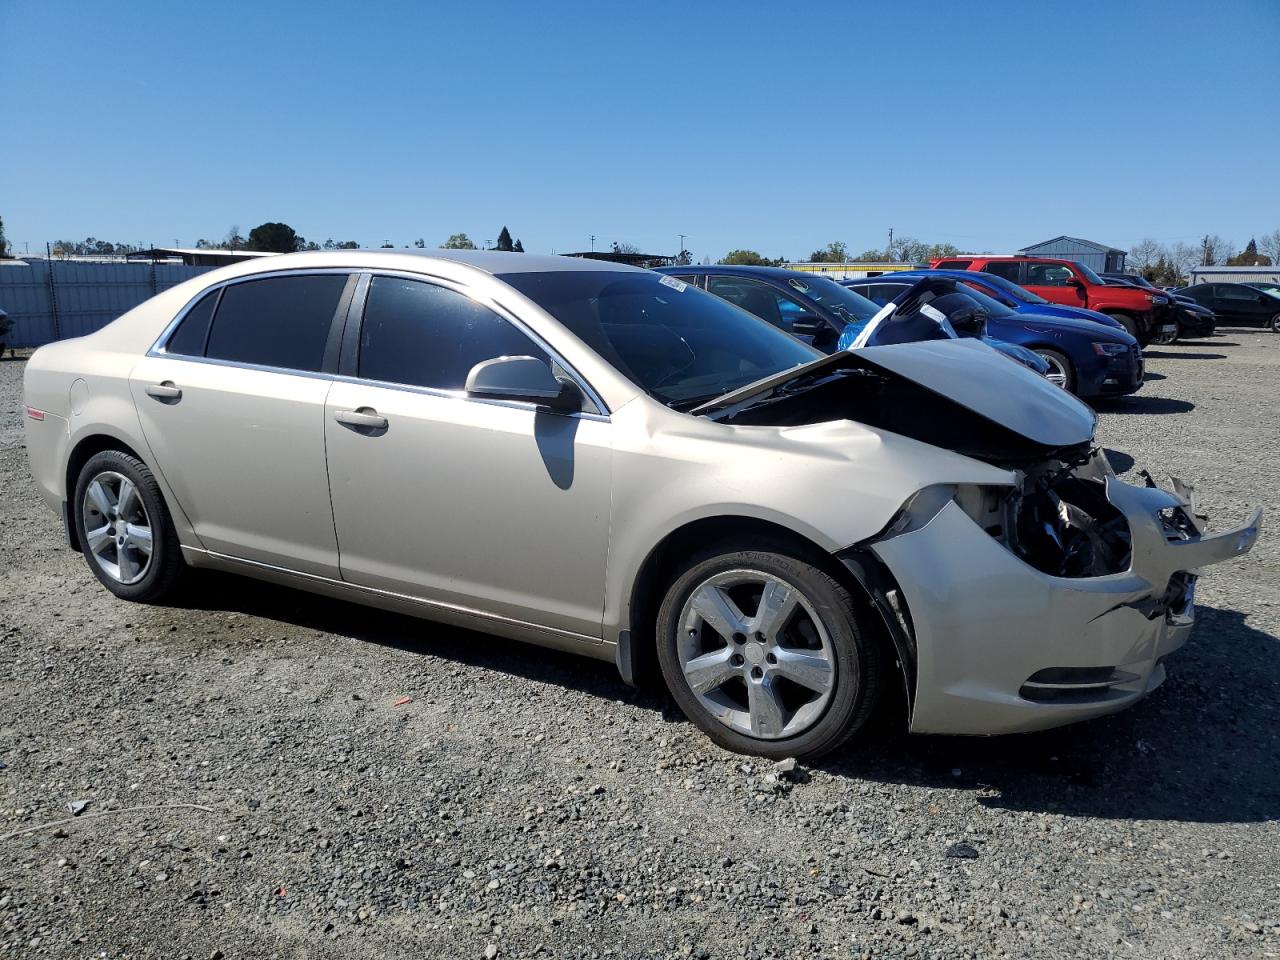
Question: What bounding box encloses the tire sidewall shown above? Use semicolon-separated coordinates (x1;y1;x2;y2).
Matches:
73;450;180;602
1107;312;1140;341
655;547;876;760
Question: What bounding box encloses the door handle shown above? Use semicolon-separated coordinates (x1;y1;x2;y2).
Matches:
334;407;388;430
145;381;182;401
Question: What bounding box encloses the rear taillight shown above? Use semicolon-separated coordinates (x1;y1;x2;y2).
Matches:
25;407;45;421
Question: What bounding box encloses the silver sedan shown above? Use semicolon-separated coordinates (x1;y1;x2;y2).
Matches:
22;251;1261;758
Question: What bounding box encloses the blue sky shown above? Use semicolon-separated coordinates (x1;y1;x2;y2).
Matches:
4;1;1278;261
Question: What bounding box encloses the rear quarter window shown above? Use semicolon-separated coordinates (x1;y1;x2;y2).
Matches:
933;260;971;270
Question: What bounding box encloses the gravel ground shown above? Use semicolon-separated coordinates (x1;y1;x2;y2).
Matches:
1;331;1278;960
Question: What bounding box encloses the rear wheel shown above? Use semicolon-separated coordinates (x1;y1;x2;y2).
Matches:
1106;312;1141;341
1033;347;1076;393
1271;313;1280;333
656;545;882;760
73;450;185;603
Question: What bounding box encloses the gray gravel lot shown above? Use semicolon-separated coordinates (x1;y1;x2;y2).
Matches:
1;332;1278;960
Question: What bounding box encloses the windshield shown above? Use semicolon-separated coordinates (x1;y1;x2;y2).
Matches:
1072;261;1107;285
974;271;1049;304
785;275;880;326
498;270;821;408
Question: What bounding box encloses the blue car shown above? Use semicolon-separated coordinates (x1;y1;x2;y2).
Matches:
882;268;1128;332
654;265;1051;375
843;275;1143;398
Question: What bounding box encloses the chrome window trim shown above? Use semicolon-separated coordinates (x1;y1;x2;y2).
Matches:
147;264;610;419
148;267;359;360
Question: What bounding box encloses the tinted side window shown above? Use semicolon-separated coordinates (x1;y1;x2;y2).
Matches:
933;259;972;270
981;261;1022;281
205;275;347;371
1218;284;1255;301
165;289;219;356
707;276;818;334
358;276;549;390
1024;263;1074;286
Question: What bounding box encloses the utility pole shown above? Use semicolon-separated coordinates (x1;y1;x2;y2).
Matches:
1201;234;1210;266
887;227;894;262
678;234;686;255
590;234;595;252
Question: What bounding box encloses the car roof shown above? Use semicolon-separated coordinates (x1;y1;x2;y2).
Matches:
656;264;832;282
220;249;649;277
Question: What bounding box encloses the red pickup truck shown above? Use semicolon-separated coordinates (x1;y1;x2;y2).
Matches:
930;255;1175;345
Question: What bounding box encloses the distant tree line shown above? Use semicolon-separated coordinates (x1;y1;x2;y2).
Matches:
1127;232;1278;286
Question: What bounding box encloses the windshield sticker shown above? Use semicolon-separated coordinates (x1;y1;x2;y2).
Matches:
787;278;810;294
659;275;688;293
920;303;948;324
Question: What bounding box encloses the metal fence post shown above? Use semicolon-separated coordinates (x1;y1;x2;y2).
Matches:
45;242;61;341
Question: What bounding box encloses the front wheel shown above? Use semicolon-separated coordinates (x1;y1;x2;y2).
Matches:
73;449;185;603
1106;312;1141;341
1033;347;1076;393
656;545;882;760
1152;323;1180;345
1271;313;1280;334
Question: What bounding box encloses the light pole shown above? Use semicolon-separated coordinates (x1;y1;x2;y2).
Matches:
590;234;595;252
678;234;687;258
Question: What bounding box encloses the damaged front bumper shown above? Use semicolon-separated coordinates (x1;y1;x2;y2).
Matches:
863;453;1262;736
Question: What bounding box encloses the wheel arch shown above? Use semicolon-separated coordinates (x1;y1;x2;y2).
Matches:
63;432;148;552
618;515;913;720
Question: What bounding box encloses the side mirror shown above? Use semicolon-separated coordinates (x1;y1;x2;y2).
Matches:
465;356;583;412
1065;276;1085;288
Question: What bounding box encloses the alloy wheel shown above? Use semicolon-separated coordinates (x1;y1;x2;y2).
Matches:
81;470;154;585
1038;353;1069;389
676;569;835;740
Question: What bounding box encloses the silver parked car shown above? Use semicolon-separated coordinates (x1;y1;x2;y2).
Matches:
23;251;1262;759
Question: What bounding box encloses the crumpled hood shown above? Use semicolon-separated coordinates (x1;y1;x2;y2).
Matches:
857;338;1097;448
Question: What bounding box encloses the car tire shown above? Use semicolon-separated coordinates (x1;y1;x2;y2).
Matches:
73;449;185;603
1033;348;1076;393
1105;312;1141;341
655;544;883;760
1152;323;1180;346
1271;313;1280;334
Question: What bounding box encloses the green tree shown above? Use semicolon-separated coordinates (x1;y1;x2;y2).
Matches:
224;225;246;250
612;241;641;255
441;232;477;249
414;238;426;248
0;215;9;258
513;238;525;253
675;248;693;266
1226;238;1273;267
718;249;772;266
808;241;848;263
496;226;514;252
247;222;300;253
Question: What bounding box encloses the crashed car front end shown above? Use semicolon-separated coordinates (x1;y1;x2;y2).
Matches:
864;450;1262;735
704;338;1262;737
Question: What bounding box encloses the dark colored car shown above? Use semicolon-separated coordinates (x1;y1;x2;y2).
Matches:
654;265;1050;374
844;273;1143;398
1175;283;1280;332
1101;273;1216;342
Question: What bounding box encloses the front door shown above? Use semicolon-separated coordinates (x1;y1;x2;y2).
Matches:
323;274;612;638
129;272;351;577
1022;262;1087;309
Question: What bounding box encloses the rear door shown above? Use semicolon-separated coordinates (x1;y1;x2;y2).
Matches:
323;272;612;638
130;271;353;576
